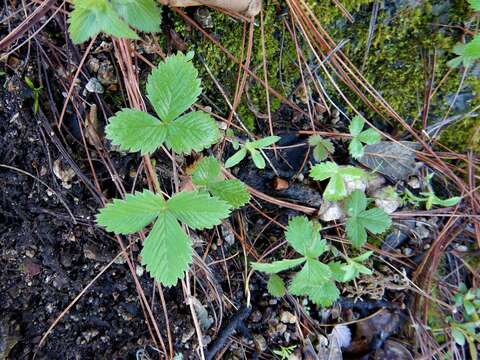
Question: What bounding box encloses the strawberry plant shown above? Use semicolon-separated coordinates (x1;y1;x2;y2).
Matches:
225;135;280;169
348;115;381;159
309;161;367;201
68;0;162;44
308;135;334;162
106;52;219;155
191;156;251;208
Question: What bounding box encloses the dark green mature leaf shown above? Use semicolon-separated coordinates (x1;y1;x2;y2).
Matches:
285;216;327;258
345;191;391;247
267;274;286;297
167;191;231;230
106;109;166;155
140;211;192;286
147;52;201;121
191;156;221;186
165;111;219;154
96;190;165;234
251;257;306;274
111;0;161;33
68;0;139;44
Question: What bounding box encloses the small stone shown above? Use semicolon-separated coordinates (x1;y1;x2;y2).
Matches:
319;201;345;222
276;323;287;335
408;177;421;189
280;311;297;324
181;326;195;343
253;334;267;352
85;78;104;94
135;265;144;277
403;248;413;256
82;329;99;342
250;310;262;323
97;61;116;86
25;249;35;258
194;8;213;28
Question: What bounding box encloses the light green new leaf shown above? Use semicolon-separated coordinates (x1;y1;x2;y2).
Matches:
349;116;365;137
191;156;221;186
348;116;380;159
309;135;334;162
106;109;166;155
96;190;165;234
468;0;480;11
252;257;306;274
285;216;327;259
348;139;364;159
68;0;139;44
165;111;219;154
448;35;480;68
248;135;281;149
267;274;286;297
250;148;266;169
309;161;339;181
208;179;251;208
147;52;201;121
111;0;161;33
225;148;247;168
357;128;381;144
140;211;192;286
345;190;392;247
167;191;231;230
451;327;466;346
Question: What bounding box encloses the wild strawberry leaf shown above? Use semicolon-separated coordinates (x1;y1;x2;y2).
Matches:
345;190;391;247
251;257;306;274
191;156;222;186
105;109;167;155
110;0;161;33
225;148;247;168
208;179;251;208
285;216;327;259
267;274;286;297
348;116;381;159
140;211;192;286
448;34;480;68
468;0;480;11
146;52;201;122
167;191;231;230
308;135;334;162
68;0;139;44
96;190;165;234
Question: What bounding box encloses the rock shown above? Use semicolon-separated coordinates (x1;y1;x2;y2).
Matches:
253;334;267;352
135;265;144;277
84;78;104;94
344;175;367;194
382;229;409;251
366;174;386;195
319;201;345;222
280;311;297;324
372;186;401;214
250;310;262;323
194;8;213;28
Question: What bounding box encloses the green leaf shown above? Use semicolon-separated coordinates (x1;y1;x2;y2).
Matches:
323;174;347;201
250;148;266;169
468;0;480;11
252;257;306;274
267;274;286;297
452;327;466;346
165;111;219;154
357;128;381;145
208;179;251;208
429;195;461;208
328;261;346;282
140;211;192;286
449;35;480;68
285;216;327;258
289;259;339;306
96;190;165;234
310;161;339;181
191;156;221;186
167;191;231;230
225;148;247;168
353;250;373;262
105;109;167;155
349;115;365;136
345;190;392;247
248;135;281;149
146;52;201;122
348;139;364;159
309;135;334;162
111;0;161;33
68;0;139;44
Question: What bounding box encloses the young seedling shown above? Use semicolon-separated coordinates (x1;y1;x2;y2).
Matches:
191;156;251;208
308;135;334;162
345;190;391;247
225;135;280;169
97;190;231;285
25;77;42;114
106;52;219;155
252;216;341;307
309;161;367;201
348;115;381;159
328;251;373;282
68;0;162;44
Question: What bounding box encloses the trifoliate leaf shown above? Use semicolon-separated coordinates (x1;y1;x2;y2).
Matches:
191;156;221;186
165;111;219;154
285;216;327;259
140;211;192;286
105;109;166;155
348;116;381;159
225;148;247;168
310;162;366;201
308;135;334;162
289;258;339;306
448;35;480;68
252;257;306;274
146;52;201;122
345;190;391;247
250;148;266;169
68;0;139;44
208;179;251;208
111;0;161;33
167;191;231;230
96;190;165;234
248;135;281;149
267;274;286;297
